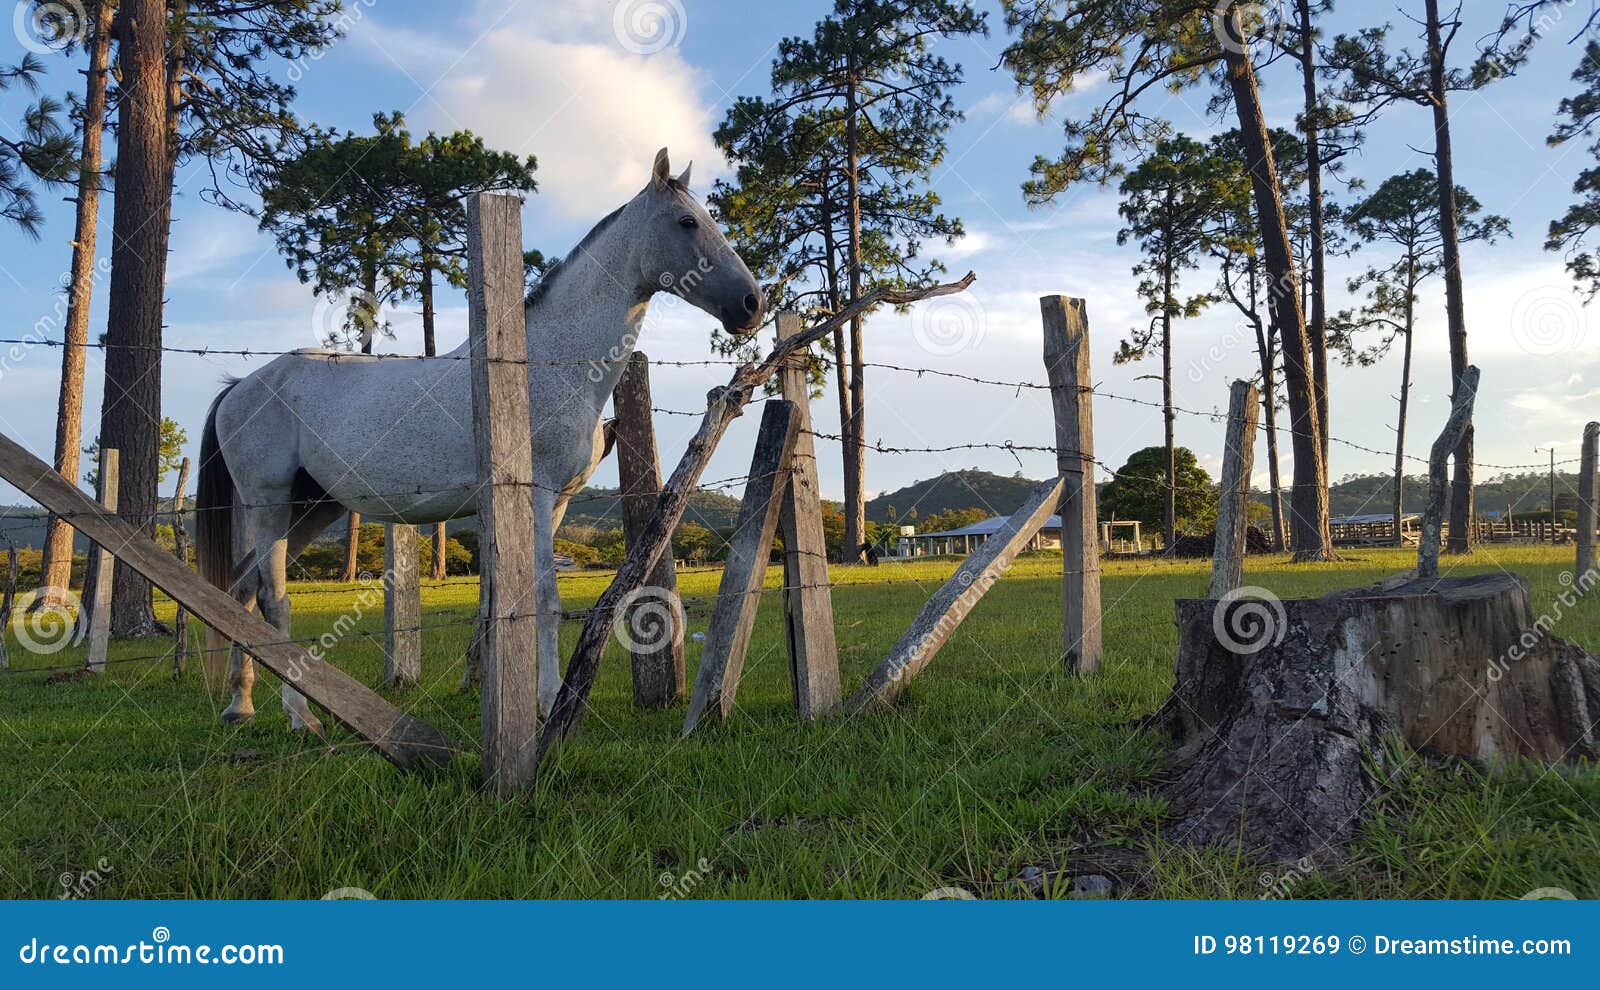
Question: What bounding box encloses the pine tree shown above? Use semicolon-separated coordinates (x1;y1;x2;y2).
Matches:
1326;1;1505;553
1330;169;1507;543
713;0;986;562
1003;0;1336;560
1113;135;1230;546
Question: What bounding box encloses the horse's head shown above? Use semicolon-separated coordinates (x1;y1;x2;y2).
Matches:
636;148;765;336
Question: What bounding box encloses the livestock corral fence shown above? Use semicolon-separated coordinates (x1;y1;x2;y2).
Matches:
0;192;1596;799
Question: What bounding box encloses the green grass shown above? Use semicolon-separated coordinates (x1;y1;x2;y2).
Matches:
1;545;1595;899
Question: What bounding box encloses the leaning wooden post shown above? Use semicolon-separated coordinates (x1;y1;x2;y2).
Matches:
1210;380;1260;599
683;399;800;735
84;447;117;672
612;351;685;707
774;312;842;719
383;524;422;687
169;456;191;679
848;476;1064;711
466;191;540;795
1578;421;1598;584
1418;366;1480;580
0;543;16;669
1041;296;1101;674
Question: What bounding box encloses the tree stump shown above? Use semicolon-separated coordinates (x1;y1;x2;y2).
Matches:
1164;572;1600;860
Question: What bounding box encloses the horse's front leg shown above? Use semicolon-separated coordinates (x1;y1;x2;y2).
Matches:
532;486;563;716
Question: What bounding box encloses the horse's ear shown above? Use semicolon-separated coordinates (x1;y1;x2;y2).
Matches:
676;161;692;188
651;148;671;190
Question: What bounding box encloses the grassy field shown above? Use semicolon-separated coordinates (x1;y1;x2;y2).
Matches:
1;545;1595;899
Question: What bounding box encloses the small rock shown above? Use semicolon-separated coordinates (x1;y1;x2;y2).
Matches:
227;748;261;764
1070;874;1113;898
691;632;706;644
1017;865;1046;898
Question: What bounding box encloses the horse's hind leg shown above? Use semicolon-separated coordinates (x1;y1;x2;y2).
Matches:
248;502;324;735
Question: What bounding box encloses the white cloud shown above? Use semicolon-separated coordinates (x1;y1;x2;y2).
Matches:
351;1;725;221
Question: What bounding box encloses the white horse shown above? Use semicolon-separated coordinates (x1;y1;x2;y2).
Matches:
196;149;764;731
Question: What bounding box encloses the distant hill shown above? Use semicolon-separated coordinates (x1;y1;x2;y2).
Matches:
867;469;1048;524
558;486;745;533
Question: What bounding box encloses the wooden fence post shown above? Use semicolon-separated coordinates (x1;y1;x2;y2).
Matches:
84;447;117;672
683;399;799;735
169;456;190;679
1041;296;1101;674
612;351;685;707
0;544;15;669
384;524;422;687
1579;421;1598;584
466;191;540;795
848;476;1065;711
1419;366;1480;580
774;312;841;719
0;432;452;768
1210;380;1260;599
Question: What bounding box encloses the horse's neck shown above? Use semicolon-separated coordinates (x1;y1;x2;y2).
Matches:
446;217;649;408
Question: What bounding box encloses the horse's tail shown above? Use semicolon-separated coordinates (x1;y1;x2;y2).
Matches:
196;380;241;683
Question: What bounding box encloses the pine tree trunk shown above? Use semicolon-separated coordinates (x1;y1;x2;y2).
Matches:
821;180;855;561
1298;0;1331;470
842;63;867;564
33;0;114;610
1222;24;1333;561
1394;280;1416;546
1426;0;1474;553
100;0;174;636
1162;255;1176;549
420;253;447;580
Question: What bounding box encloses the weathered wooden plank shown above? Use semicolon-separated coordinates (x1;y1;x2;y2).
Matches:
682;399;799;736
1041;296;1101;674
612;351;685;707
1580;421;1598;583
0;432;452;768
1418;365;1480;580
383;523;421;687
847;476;1065;711
84;447;117;673
466;191;541;795
536;274;977;760
169;456;190;679
775;312;842;720
1210;380;1260;599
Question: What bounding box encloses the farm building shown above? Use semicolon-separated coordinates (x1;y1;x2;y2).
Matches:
895;515;1063;557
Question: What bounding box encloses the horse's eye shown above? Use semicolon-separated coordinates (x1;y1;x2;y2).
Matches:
678;216;698;230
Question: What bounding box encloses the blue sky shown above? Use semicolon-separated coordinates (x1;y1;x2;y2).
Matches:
0;0;1595;511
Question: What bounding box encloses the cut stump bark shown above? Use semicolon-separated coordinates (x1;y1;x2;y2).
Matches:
1164;572;1600;860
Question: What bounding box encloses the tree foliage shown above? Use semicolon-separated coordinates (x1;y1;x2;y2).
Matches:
0;55;76;236
1332;169;1507;363
1100;446;1214;533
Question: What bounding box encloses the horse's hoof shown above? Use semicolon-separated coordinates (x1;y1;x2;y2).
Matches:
220;710;255;726
291;718;325;737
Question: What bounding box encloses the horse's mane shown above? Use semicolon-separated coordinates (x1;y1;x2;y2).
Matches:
524;179;689;309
